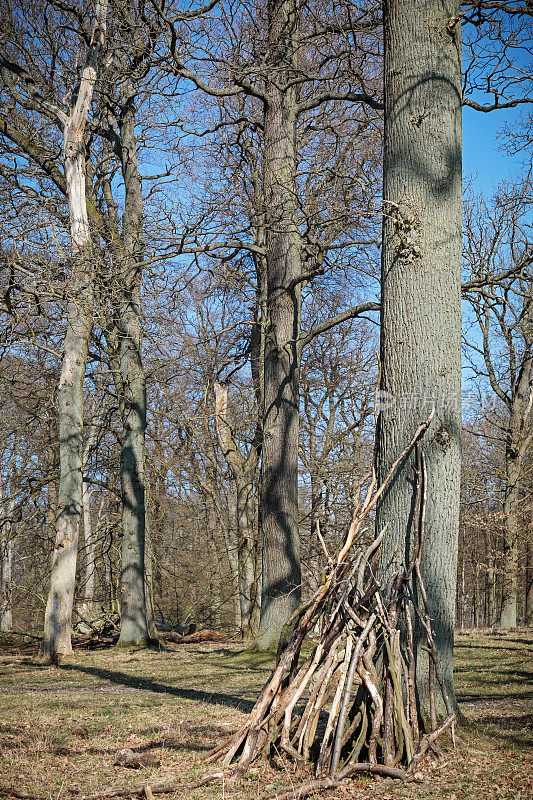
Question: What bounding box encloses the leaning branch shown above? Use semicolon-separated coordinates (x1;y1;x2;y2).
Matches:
463;97;533;113
300;301;380;348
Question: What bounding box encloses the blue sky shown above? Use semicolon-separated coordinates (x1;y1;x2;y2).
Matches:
463;104;527;194
461;103;529;405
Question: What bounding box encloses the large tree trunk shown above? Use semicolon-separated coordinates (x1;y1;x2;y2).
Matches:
42;2;107;660
255;0;302;651
115;82;151;647
255;0;301;651
376;0;462;716
43;248;93;659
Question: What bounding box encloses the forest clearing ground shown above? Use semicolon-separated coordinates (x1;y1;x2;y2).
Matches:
0;631;531;800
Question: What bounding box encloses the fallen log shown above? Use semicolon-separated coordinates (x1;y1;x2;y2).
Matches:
164;629;230;644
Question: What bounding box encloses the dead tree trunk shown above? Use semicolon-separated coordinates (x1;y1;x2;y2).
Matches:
43;0;108;660
376;0;462;715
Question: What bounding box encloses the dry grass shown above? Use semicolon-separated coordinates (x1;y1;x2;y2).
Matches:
0;630;531;800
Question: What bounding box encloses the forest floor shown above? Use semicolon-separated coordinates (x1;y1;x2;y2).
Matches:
0;629;531;800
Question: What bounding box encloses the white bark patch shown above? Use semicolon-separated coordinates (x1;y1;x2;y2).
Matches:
59;354;75;387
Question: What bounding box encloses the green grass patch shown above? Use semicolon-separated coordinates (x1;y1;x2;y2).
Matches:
0;632;531;799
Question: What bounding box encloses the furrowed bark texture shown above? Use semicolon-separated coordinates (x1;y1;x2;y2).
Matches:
43;1;107;660
116;81;150;647
256;0;302;650
376;0;462;715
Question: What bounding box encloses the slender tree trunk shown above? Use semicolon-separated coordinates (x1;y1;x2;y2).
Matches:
143;492;158;641
214;383;260;637
0;536;13;632
47;452;59;543
226;486;243;631
498;335;532;627
486;528;496;627
0;487;15;632
233;482;255;637
42;2;107;660
526;526;533;626
81;482;96;608
473;561;480;628
309;476;323;592
499;454;520;628
256;0;302;650
205;499;225;627
377;0;462;716
459;527;465;631
81;415;99;612
115;81;150;646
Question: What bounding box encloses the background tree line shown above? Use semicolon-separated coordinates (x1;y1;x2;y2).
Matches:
0;0;531;684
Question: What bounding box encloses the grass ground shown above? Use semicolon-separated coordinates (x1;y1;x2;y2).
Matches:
0;630;531;800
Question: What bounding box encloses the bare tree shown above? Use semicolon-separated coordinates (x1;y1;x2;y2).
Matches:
1;0;108;659
463;181;532;628
376;0;463;715
152;0;382;649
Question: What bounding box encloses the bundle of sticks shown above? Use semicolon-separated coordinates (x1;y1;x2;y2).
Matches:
208;411;455;794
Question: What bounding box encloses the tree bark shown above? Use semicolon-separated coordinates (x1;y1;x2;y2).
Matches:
501;308;532;627
214;383;259;638
0;536;13;632
485;527;496;627
115;80;151;647
80;413;99;613
255;0;302;650
42;0;107;660
526;526;533;626
499;456;520;628
143;492;158;641
0;485;15;632
377;0;462;716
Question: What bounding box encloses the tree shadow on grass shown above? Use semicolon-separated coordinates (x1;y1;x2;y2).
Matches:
455;638;533;649
460;716;533;749
59;663;256;713
82;738;218;756
457;690;533;702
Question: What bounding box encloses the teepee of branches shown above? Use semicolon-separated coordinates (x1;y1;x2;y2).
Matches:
208;411;456;797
